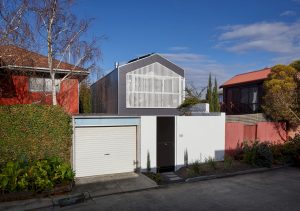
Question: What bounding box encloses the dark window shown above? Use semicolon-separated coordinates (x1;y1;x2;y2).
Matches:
225;84;262;114
240;86;258;113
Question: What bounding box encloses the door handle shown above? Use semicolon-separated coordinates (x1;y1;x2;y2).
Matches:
104;153;110;155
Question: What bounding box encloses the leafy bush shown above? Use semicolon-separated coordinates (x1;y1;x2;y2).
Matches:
0;105;72;164
223;155;233;169
0;161;29;193
187;160;202;177
271;134;300;165
205;157;217;170
233;142;244;161
0;157;74;194
242;141;273;167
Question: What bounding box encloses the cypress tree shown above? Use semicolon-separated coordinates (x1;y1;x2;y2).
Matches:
212;77;220;112
206;73;213;112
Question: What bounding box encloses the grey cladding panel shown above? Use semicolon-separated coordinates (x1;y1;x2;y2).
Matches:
91;69;118;114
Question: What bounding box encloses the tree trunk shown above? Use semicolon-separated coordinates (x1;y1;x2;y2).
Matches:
47;6;57;106
50;71;57;105
48;41;57;105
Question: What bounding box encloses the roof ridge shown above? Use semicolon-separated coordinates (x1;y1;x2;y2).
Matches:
233;67;271;77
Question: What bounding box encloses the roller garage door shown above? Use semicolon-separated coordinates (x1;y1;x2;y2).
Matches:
74;126;137;177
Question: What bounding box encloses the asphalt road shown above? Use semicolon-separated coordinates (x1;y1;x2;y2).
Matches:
59;167;300;211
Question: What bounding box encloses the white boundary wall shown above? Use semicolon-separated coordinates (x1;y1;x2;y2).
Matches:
140;114;225;172
175;114;225;170
140;116;157;172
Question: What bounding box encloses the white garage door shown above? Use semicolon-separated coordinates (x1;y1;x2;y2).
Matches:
74;126;137;177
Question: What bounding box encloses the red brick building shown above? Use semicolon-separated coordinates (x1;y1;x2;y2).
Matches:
0;45;88;114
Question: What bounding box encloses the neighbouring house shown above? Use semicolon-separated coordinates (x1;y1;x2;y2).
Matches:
91;53;185;115
220;67;271;115
0;45;88;114
220;67;290;154
218;89;223;104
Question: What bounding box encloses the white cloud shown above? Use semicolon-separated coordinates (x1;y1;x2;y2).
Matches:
217;21;300;54
280;10;296;16
161;52;230;90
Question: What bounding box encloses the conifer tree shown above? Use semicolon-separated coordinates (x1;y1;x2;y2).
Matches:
212;77;220;112
206;73;213;112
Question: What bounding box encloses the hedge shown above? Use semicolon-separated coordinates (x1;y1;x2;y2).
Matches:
0;105;72;164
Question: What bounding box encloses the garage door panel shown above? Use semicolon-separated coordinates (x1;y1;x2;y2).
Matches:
74;126;136;177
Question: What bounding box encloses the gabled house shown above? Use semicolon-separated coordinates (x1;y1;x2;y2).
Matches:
0;45;88;114
220;68;271;115
91;53;185;115
219;67;292;153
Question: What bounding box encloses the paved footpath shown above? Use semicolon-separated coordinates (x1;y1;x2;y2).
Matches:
56;167;300;211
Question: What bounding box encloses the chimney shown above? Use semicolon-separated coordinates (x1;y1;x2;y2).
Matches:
115;62;119;68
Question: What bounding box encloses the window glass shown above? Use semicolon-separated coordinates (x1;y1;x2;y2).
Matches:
240;88;248;104
29;78;60;92
249;87;258;104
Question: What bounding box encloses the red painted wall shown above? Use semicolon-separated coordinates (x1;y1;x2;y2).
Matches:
225;122;244;153
244;125;257;141
225;121;287;154
0;75;79;114
256;122;286;144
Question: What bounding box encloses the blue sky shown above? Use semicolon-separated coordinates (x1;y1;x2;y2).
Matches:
74;0;300;87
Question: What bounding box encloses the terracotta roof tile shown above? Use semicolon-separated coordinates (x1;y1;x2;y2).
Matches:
0;45;85;72
220;68;271;88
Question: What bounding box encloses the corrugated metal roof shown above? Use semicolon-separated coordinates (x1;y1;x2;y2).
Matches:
220;68;271;88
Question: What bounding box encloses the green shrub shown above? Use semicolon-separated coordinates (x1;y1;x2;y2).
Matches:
28;160;53;192
274;134;300;165
270;144;284;164
0;161;29;193
233;141;244;160
242;141;273;167
223;155;233;169
0;105;72;164
188;160;202;177
0;157;74;194
205;157;217;170
256;143;273;167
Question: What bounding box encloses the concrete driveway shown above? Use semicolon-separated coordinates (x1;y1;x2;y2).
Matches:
60;167;300;211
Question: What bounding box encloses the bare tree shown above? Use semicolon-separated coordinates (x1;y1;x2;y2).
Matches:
0;0;35;67
0;0;33;47
30;0;100;105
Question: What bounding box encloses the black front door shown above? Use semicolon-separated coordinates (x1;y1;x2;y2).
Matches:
157;116;175;172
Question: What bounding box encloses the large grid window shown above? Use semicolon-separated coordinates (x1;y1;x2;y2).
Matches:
126;62;184;108
29;77;60;92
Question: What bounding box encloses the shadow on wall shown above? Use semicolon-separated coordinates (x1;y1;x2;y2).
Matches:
0;71;16;98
